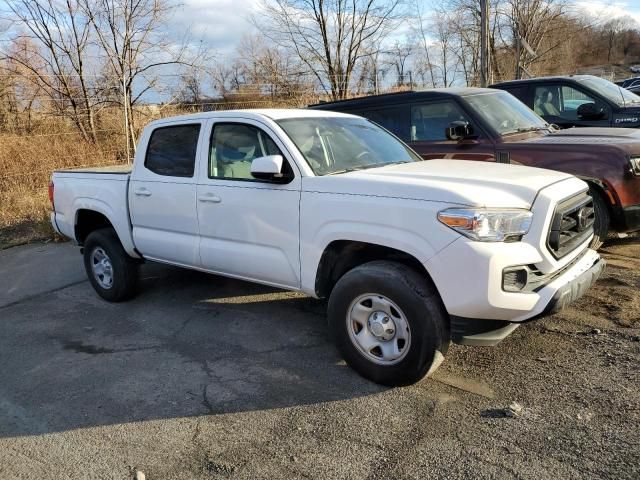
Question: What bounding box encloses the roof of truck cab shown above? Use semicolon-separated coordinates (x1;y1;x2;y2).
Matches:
307;87;498;110
491;75;596;87
146;108;359;127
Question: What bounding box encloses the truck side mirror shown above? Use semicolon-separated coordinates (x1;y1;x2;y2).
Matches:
577;102;605;120
446;121;474;141
251;155;289;182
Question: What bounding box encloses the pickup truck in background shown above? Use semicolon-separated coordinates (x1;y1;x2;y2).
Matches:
310;88;640;247
51;109;604;386
617;77;640;95
491;75;640;129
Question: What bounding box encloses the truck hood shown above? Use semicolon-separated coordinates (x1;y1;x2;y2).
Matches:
304;160;575;209
519;127;640;146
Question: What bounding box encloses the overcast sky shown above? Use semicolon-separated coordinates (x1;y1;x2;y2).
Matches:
172;0;261;58
172;0;640;59
575;0;640;25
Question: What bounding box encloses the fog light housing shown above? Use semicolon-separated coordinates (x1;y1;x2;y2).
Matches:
503;267;528;292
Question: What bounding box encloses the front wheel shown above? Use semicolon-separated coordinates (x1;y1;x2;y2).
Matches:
328;261;449;386
589;186;610;250
83;228;139;302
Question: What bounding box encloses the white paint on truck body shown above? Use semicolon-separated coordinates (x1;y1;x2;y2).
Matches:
51;108;599;327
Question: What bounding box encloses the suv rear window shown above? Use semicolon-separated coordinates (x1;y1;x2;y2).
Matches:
355;106;409;140
499;86;527;101
145;124;201;177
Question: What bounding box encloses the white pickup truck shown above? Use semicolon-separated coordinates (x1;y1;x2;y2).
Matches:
51;109;604;386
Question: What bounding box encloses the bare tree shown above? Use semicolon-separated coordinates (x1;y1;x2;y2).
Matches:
80;0;204;153
384;41;413;87
236;34;310;99
601;18;633;63
430;11;460;86
2;0;98;141
178;68;204;104
413;0;437;87
257;0;405;100
503;0;567;79
357;48;386;94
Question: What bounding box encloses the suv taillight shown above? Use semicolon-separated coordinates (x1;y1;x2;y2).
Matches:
48;181;54;208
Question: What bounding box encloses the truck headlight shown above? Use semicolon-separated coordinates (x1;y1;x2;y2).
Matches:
438;208;533;242
629;156;640;176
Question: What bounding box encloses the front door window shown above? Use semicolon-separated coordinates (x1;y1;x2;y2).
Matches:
533;85;604;122
410;101;474;141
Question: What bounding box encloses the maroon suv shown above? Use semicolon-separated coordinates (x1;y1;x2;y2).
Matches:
310;88;640;246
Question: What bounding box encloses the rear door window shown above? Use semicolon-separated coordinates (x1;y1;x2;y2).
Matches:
355;106;410;141
500;86;528;102
145;124;201;177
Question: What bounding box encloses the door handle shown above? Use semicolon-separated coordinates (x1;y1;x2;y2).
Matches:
198;194;222;204
133;188;152;197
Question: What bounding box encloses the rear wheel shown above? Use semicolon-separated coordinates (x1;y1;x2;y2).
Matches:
328;261;449;386
83;228;139;302
589;186;610;250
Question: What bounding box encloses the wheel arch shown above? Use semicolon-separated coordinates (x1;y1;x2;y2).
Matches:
75;209;113;243
579;177;617;208
580;178;616;227
72;199;139;258
314;240;438;299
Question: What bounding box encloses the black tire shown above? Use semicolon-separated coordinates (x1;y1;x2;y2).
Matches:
83;228;139;302
589;186;610;250
328;261;449;387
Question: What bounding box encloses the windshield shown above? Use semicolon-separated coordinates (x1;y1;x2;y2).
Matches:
277;116;421;176
463;91;549;136
579;76;640;106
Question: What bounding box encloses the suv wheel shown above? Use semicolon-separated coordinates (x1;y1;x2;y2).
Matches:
328;261;449;386
84;228;139;302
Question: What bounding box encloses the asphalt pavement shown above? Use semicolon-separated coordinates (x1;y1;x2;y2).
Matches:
0;242;638;480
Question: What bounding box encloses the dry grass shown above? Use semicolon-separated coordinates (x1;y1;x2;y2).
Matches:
0;97;320;249
0;131;126;248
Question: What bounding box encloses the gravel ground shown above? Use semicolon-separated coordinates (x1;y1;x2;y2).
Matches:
0;239;638;480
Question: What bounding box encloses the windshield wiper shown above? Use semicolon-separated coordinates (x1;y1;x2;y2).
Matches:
502;126;549;135
326;160;410;175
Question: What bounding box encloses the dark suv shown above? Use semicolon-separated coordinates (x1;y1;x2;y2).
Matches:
309;88;640;247
491;75;640;129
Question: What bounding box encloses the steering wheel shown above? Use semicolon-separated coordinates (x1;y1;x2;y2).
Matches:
500;118;516;130
356;150;373;161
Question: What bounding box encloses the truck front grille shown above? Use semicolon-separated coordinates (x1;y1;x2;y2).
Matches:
547;193;594;259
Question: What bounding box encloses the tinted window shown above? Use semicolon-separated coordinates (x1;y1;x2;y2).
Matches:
500;86;527;102
354;106;409;140
411;101;473;141
209;123;291;180
145;124;200;177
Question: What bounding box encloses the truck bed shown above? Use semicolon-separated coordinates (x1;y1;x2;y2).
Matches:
55;164;132;174
51;164;135;256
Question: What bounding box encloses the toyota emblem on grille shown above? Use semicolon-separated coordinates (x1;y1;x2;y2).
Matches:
577;207;591;231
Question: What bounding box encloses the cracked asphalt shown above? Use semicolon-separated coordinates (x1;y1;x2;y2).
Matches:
0;241;638;479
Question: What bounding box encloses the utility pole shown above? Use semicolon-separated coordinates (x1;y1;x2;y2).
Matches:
123;69;130;165
480;0;490;87
515;21;521;80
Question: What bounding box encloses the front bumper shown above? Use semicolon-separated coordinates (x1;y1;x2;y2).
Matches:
612;204;640;233
450;253;605;346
